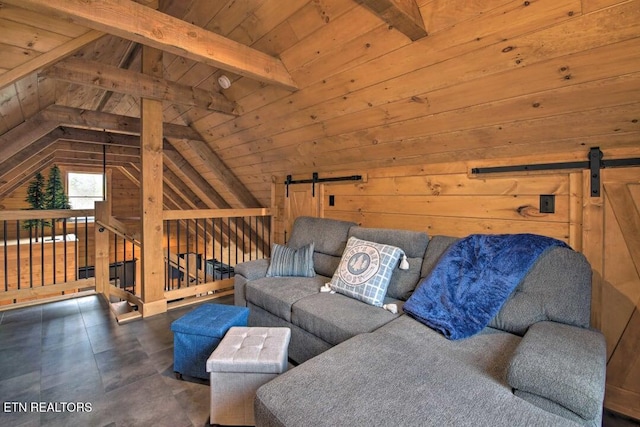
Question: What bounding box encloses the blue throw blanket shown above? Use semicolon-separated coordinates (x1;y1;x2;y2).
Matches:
404;234;569;340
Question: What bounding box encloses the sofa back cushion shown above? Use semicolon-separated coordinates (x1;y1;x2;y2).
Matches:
421;235;592;335
288;216;356;277
348;226;429;301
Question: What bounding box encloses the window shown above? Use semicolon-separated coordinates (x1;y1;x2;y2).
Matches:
67;172;105;209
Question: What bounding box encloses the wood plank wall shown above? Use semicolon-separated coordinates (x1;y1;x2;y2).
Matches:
273;157;583;246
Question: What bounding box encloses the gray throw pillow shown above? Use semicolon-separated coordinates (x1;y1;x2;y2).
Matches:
329;237;404;307
266;243;315;277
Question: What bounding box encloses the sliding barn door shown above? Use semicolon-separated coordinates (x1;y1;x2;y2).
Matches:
283;184;321;243
583;168;640;419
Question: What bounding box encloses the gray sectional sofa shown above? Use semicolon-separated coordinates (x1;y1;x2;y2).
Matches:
234;216;606;427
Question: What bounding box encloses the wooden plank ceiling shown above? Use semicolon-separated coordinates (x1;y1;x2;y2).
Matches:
0;0;639;210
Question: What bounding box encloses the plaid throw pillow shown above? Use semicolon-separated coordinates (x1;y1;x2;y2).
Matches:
266;243;315;277
329;237;403;307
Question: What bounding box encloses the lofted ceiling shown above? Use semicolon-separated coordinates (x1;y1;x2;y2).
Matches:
0;0;639;210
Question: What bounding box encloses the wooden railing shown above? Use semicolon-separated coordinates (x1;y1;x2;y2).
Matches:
0;205;271;318
0;209;95;308
94;204;271;322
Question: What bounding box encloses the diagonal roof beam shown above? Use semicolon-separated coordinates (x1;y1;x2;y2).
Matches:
166;137;261;208
42;58;240;116
0;153;55;199
7;0;298;91
356;0;427;41
0;126;175;184
39;106;263;210
0;30;104;91
0;0;158;90
0;128;63;181
0;112;58;160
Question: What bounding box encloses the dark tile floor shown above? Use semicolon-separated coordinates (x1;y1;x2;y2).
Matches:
0;295;638;427
0;295;219;427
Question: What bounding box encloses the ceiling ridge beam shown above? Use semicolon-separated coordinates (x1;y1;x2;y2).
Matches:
356;0;427;41
42;58;240;116
6;0;298;91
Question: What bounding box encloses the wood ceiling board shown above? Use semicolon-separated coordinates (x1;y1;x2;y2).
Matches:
0;3;90;38
203;0;269;36
14;74;40;118
199;0;629;160
0;44;41;69
420;0;514;35
6;0;298;90
0;18;73;53
0;30;104;91
226;0;308;49
180;1;227;29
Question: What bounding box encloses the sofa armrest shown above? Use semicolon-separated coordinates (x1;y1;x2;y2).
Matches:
234;259;270;307
235;259;270;280
507;321;606;420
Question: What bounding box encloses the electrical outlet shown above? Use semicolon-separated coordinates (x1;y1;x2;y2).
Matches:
540;195;555;213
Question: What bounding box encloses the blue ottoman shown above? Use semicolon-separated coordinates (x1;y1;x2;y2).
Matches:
171;303;249;380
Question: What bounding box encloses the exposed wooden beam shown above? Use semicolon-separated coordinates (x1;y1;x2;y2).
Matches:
139;45;166;315
0;30;104;91
0;153;55;198
42;58;240;116
163;146;230;210
166;137;261;208
95;42;140;111
7;0;298;91
54;142;139;158
0;112;58;160
41;105;201;139
0;126;176;184
162;166;205;210
54;126;175;150
0;128;62;180
356;0;427;41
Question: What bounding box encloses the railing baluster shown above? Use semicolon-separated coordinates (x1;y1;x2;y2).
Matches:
15;220;21;291
51;217;56;285
2;220;7;292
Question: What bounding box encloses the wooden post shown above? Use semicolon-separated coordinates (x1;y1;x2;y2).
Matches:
94;200;111;297
139;46;166;317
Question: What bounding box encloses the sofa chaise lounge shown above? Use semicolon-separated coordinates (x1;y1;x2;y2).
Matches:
234;216;606;427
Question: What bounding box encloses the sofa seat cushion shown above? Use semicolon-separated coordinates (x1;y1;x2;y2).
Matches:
291;293;401;346
256;316;577;427
245;276;328;322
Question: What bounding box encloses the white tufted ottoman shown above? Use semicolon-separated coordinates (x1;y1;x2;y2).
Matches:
206;326;291;426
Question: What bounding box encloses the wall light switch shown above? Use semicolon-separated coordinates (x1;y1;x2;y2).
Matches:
540;195;555;213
